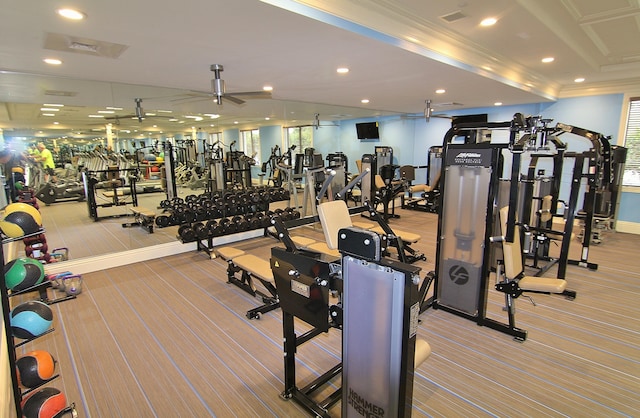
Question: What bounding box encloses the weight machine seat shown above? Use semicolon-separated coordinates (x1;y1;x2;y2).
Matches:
290;236;317;248
317;200;355;249
352;220;375;230
289;236;340;257
415;338;431;368
500;206;567;294
307;242;341;258
369;226;421;244
408;184;434;194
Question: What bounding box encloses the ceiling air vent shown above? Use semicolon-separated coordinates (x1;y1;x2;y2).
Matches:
44;32;128;59
44;90;77;97
440;11;467;23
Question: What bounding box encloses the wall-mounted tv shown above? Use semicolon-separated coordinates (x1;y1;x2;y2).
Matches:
356;122;380;140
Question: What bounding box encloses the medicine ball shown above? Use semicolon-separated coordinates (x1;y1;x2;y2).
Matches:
21;387;66;418
4;257;45;292
10;300;53;339
0;202;42;238
16;350;57;388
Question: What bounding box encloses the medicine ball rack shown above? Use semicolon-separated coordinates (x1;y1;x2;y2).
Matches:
1;231;77;417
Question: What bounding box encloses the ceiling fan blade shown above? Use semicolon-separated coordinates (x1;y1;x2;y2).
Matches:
226;91;272;99
223;95;245;105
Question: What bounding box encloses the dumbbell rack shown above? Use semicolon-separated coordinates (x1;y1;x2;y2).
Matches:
155;188;295;255
1;231;77;417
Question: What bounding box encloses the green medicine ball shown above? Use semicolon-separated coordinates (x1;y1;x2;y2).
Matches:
4;257;45;292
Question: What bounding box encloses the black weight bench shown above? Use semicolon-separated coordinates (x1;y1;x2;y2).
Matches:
122;206;156;233
215;247;279;319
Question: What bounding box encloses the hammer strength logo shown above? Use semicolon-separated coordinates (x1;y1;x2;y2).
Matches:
448;265;469;285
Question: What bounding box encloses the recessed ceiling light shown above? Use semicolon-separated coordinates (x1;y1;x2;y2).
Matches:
480;17;497;27
574;77;585;83
106;107;123;110
41;107;60;112
56;9;87;20
42;113;56;117
336;67;349;74
57;8;86;20
88;115;104;118
435;89;446;94
204;114;220;119
494;102;503;106
97;110;115;114
265;117;271;121
43;103;64;107
263;85;273;91
234;121;239;124
541;57;555;63
361;99;370;104
43;58;62;65
53;122;59;125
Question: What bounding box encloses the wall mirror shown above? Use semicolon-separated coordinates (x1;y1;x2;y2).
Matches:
0;72;394;265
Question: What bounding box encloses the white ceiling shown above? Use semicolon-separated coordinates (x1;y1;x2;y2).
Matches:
1;0;639;142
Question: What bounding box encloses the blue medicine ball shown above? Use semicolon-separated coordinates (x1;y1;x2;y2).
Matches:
10;300;53;339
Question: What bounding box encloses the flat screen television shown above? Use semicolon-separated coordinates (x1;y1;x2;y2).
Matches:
356;122;379;140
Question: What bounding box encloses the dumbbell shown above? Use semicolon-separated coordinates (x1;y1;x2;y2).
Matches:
247;213;261;230
195;206;207;222
219;218;237;235
178;224;196;242
192;222;208;240
207;220;223;237
183;209;197;224
232;215;249;232
171;197;184;207
156;215;170;227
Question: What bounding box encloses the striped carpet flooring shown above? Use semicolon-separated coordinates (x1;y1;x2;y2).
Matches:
11;208;640;417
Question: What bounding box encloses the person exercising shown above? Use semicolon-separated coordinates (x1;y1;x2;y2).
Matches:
34;142;56;183
0;146;27;202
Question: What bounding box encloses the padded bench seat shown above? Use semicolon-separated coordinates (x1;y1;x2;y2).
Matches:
519;277;567;293
130;206;155;218
307;242;340;258
216;246;279;319
290;236;317;248
233;254;273;282
216;246;246;260
370;226;421;243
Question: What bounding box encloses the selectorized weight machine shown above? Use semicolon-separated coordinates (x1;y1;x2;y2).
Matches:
271;219;429;417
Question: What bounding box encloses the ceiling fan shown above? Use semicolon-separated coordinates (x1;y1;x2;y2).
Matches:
312;113;339;130
103;98;146;124
401;99;459;123
174;64;272;105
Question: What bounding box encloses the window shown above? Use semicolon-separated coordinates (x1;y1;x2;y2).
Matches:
240;129;260;165
623;97;640;186
285;126;313;151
